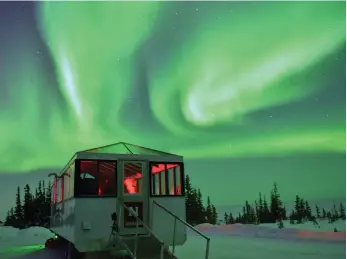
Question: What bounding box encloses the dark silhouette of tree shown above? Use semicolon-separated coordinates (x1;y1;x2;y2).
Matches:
23;184;33;227
270;182;283;222
263;195;271;222
211;204;218;225
14;186;24;228
224;212;229;224
315;205;321;218
305;201;312;219
228;213;235;224
322;208;327;219
184;175;217;225
339;202;345;220
196;189;206;223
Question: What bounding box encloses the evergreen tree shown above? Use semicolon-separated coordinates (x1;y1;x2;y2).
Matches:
242;206;247;223
23;184;33;226
185;175;196;224
228;213;234;224
14;186;24;228
211;204;218;225
42;180;46;204
282;206;287;220
299;198;305;222
224;212;229;224
205;196;213;223
332;203;339;221
255;200;260;224
196;189;205;223
270;182;283;222
5;208;16;226
339;202;345;220
315;205;321;218
322;208;327;219
263;195;270;223
258;193;264;223
305;201;312;219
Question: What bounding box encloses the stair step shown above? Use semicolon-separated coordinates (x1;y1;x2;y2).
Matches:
120;236;177;259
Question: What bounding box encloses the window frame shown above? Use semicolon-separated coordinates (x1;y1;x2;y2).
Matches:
149;162;185;197
74;159;118;198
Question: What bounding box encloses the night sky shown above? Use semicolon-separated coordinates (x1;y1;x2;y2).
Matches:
0;1;345;218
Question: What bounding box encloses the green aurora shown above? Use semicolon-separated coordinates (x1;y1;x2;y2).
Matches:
1;2;344;173
0;1;345;211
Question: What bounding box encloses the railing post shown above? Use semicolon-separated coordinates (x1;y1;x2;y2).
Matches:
205;238;210;259
160;243;164;259
172;218;177;254
134;219;139;258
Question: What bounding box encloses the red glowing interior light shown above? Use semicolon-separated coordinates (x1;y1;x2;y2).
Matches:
53;177;57;204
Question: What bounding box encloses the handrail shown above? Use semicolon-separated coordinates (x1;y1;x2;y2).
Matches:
120;199;166;259
123;203;165;247
153;201;210;239
153;200;211;259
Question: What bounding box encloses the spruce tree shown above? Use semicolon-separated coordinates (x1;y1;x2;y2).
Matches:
258;193;264;223
14;186;24;228
305;201;312;219
332;203;339;221
339;202;345;220
224;212;229;224
255;200;260;224
299;198;305;222
23;184;33;226
294;195;300;221
270;182;282;222
196;189;205;224
205;196;213;224
242;206;247;224
322;208;327;219
315;205;321;218
211;204;218;225
228;213;234;224
263;195;270;223
282;206;287;220
184;175;195;224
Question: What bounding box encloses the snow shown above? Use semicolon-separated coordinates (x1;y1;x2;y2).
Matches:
0;220;345;259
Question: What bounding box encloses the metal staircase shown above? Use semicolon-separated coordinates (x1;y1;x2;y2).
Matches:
108;200;210;259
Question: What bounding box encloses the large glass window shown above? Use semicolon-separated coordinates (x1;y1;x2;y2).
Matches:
75;160;117;196
56;177;62;202
150;163;184;196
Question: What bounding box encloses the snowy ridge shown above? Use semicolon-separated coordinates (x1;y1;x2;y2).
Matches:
193;222;346;243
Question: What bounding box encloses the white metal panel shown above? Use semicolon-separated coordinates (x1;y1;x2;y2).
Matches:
73;197;119;252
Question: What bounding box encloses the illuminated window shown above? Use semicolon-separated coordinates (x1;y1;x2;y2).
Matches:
150;163;184;196
56;178;61;203
53;177;57;204
98;161;116;195
75;160;117;196
123;162;142;195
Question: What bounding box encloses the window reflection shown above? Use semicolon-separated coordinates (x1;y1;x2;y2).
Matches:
123;162;142;195
76;160;117;196
150;163;183;196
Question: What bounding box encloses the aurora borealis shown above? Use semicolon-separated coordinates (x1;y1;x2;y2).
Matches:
0;1;345;216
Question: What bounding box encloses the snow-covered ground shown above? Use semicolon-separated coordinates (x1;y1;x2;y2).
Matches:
0;220;345;259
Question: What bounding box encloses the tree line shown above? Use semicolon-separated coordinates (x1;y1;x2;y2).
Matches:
4;180;52;229
185;175;218;225
223;182;345;227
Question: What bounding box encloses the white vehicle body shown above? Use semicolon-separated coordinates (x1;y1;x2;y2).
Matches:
49;142;187;254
